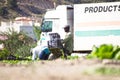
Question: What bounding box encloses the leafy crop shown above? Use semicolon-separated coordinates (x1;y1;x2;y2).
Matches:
87;44;120;60
2;59;32;65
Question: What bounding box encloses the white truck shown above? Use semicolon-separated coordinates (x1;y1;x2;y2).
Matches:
40;2;120;52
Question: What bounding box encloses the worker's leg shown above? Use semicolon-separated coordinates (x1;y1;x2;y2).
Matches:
32;49;37;60
32;46;42;60
39;48;50;60
63;48;72;59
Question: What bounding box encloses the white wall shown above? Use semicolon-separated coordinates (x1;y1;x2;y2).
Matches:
0;17;36;40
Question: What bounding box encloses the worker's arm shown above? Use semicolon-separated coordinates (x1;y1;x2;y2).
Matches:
62;33;72;44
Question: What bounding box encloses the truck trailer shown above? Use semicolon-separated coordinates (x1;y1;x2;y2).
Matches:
40;2;120;52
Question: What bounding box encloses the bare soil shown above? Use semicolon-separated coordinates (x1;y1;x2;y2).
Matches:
0;58;120;80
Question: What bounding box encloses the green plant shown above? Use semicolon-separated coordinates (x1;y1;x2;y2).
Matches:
33;25;41;41
0;48;9;60
15;44;35;58
114;51;120;60
87;44;120;60
7;0;18;9
0;7;8;16
67;55;79;60
2;60;33;65
0;28;35;59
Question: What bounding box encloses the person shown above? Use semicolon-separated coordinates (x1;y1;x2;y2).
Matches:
62;25;73;58
31;33;50;60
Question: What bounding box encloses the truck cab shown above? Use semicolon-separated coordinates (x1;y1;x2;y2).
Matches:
40;5;73;40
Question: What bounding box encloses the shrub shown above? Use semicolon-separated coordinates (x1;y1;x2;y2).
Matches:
0;28;35;58
0;7;8;16
15;43;36;58
0;48;9;60
7;0;18;9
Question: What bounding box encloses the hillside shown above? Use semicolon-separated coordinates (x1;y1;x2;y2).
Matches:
0;0;73;21
0;0;119;21
17;0;55;16
0;0;55;21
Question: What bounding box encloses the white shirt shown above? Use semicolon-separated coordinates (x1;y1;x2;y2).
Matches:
32;33;49;60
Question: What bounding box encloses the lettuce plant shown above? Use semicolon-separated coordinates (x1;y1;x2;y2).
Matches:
87;44;120;60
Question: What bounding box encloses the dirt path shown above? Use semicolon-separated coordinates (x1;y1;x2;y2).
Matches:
0;58;120;80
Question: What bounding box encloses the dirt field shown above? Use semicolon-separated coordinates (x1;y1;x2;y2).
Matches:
0;58;120;80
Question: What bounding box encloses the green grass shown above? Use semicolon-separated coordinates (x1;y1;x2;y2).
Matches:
95;67;120;75
2;60;33;65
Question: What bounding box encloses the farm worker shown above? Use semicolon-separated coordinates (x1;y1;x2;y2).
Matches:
62;25;73;58
31;33;50;60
